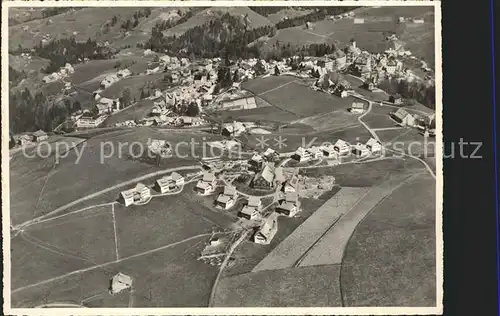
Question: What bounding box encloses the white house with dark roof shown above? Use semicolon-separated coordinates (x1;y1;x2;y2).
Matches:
350;102;365;114
391;108;416;126
238;205;260;220
352;143;370;157
119;183;151;206
306;146;324;159
195;172;217;195
253;213;279;245
109;272;132;295
366;138;382;153
334;139;351;155
215;185;238;210
32;130;48;142
292;147;312;162
321;144;339;158
283;174;299;193
276;192;300;217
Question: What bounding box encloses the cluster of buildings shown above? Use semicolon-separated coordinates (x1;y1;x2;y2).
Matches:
14;130;49;146
390;108;436;136
290;137;382;162
42;63;75;83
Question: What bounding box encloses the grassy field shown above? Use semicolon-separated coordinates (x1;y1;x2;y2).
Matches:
266;8;314;24
258;81;357;118
293;108;365;132
8;8;148;50
113;188;229;258
99;73;165;100
213;264;342;307
252;187;369;272
377;127;436;157
300;158;425;187
103;99;154;127
218;105;299;124
9;128;213;226
340;173;436;306
298;173;418;267
241;75;298;95
12;237;218;307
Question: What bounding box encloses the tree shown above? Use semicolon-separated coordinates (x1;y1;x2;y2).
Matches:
72;100;82;112
186;102;200;117
274;65;280;76
232;70;240;83
121;88;132;108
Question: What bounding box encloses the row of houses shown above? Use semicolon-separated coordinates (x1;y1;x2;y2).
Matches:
118;172;186;207
291;137;383;162
42;63;75;83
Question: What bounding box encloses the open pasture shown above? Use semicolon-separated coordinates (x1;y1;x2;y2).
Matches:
213;264;342;307
340;173;436;306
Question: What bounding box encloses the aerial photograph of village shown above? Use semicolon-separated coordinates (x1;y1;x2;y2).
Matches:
6;3;439;310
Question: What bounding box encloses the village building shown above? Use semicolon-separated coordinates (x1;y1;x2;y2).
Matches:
247;196;263;211
195;172;217;195
109;273;133;295
334;139;351;155
100;74;119;89
321;144;339;158
391;108;416;127
215;185;238;210
331;78;352;98
352;143;370;157
119;183;151;206
317;57;334;72
239;206;260;220
307;146;324;159
222;121;246;137
252;163;276;190
389;94;403;105
249;153;264;170
276;192;300;217
292;147;313;162
366;138;383;153
262;148;279;162
32;130;48;142
253;213;279;245
75;112;105;129
117;69;131;79
17;134;33;146
95;97;119;115
150;104;163;116
386;59;398;74
283;174;299;193
350;102;366;114
331;49;347;69
220;96;257;111
155;176;177;194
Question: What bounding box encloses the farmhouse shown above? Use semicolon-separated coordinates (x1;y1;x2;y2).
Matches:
109;272;132;295
389;94;403;105
220;96;257;111
366;138;382;153
334;139;351;155
32;130;48;142
354;18;365;24
391;108;416;126
292;147;312;162
252;163;276;190
253;213;279;245
350;102;365;114
412;18;425;23
238;205;260;220
352;143;370;157
195;172;217;195
75;113;106;129
276;192;300;217
317;57;334;72
215;185;238;210
386;59;398;74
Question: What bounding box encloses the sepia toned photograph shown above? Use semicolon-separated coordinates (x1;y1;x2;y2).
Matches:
3;1;442;314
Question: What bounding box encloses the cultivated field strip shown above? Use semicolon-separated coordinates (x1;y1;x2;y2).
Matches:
252;187;371;272
299;173;420;267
